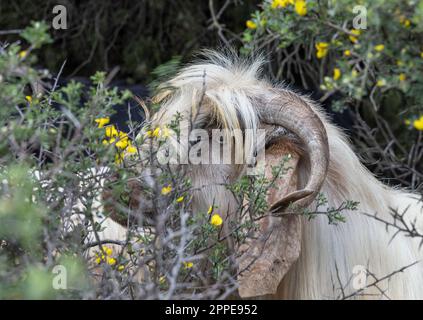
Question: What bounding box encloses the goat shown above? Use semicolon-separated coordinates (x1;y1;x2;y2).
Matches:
98;51;423;299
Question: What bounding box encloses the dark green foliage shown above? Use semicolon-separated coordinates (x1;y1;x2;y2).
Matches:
0;1;257;80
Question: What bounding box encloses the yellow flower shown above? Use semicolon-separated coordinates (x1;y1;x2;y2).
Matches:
399;16;411;27
159;276;166;284
399;73;406;81
95;117;110;128
161;126;171;139
207;206;213;215
246;20;257;30
115;138;129;149
420;52;423;58
295;0;307;16
115;131;129;149
107;257;117;266
126;144;137;154
271;0;290;9
102;138;115;145
344;50;351;57
374;44;385;52
316;42;329;49
153;127;161;137
103;246;113;256
210;213;223;227
117;265;125;272
161;185;172;195
146;127;161;138
95;247;115;264
115;152;124;165
183;261;194;269
349;29;361;43
19;50;28;59
376;79;386;87
25;95;32;103
315;42;329;59
349;36;358;44
413;116;423;131
105;125;118;138
176;196;184;203
333;68;341;81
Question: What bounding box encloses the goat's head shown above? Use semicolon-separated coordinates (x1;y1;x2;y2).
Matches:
118;52;330;297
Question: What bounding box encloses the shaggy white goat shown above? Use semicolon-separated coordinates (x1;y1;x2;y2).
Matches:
98;52;423;299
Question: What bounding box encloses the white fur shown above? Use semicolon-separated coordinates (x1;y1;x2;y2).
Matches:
278;123;423;299
101;52;423;299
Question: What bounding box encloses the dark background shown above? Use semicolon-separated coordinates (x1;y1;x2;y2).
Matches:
0;0;258;82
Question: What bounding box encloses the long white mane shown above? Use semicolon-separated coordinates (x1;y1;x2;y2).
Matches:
286;123;423;299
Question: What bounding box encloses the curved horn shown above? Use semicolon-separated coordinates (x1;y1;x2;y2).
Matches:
258;89;329;212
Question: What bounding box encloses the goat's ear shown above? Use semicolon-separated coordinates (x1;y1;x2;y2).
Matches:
237;139;302;298
264;140;302;210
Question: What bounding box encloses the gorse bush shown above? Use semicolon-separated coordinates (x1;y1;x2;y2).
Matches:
242;0;423;190
0;22;134;299
0;23;260;299
243;0;423;113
